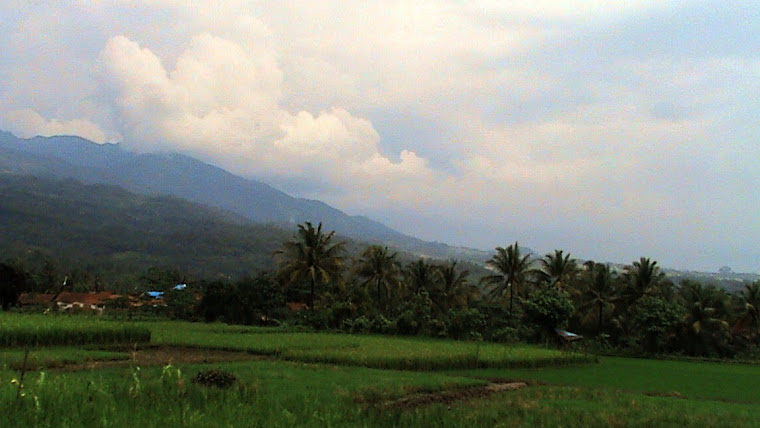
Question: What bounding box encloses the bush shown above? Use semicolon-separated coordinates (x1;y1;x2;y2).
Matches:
447;308;486;340
523;288;574;341
489;327;520;343
192;369;237;389
350;315;370;333
369;315;392;334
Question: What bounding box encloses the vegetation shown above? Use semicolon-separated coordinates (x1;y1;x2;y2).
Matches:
275;222;346;310
0;174;293;288
6;212;760;359
1;315;759;427
0;313;150;347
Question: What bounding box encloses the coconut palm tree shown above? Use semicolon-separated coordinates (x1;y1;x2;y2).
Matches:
537;250;578;291
678;280;730;356
623;257;665;304
353;245;401;313
482;242;532;318
274;222;345;311
580;261;617;334
432;261;478;313
736;281;760;340
404;258;440;296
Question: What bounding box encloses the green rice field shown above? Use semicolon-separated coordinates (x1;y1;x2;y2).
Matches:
2;312;759;427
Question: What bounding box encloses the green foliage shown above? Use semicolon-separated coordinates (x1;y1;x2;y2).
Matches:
446;308;486;340
197;274;284;325
0;175;292;286
523;287;575;338
352;245;401;314
393;291;434;336
164;288;196;321
192;369;237;388
0;262;28;310
275;222;346;310
631;296;683;353
482;242;532;317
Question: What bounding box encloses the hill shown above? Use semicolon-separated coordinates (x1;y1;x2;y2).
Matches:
0;131;493;263
0;174;293;286
0;174;492;289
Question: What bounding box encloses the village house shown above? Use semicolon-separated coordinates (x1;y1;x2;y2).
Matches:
18;291;124;313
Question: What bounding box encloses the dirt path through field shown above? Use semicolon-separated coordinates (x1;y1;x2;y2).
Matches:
54;346;262;371
374;381;531;409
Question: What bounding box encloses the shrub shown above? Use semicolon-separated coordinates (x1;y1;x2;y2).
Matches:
489;327;520;343
191;369;237;389
350;315;370;333
368;315;392;334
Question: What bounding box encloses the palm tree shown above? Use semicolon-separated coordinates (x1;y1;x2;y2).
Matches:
432;261;478;313
537;250;578;291
623;257;665;304
736;281;760;339
274;222;345;311
482;242;532;318
580;261;617;334
404;258;440;296
353;245;401;313
678;280;729;356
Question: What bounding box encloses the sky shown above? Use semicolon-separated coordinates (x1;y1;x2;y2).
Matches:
1;1;758;272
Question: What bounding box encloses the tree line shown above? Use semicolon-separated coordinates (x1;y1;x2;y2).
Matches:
268;222;760;358
3;221;760;359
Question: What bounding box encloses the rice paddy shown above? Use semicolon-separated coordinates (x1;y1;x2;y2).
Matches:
2;312;759;427
0;312;150;347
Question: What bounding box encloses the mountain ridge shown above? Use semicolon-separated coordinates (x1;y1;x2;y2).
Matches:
0;130;492;263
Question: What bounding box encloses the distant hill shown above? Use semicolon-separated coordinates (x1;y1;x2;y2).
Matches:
0;174;493;289
0;130;492;264
0;174;294;283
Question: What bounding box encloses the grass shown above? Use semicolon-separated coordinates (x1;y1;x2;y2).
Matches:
1;360;483;427
145;320;590;370
5;358;760;427
384;385;760;427
0;312;150;347
450;356;760;403
0;347;129;370
3;313;760;426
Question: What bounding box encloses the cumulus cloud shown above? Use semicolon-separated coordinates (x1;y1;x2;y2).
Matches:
96;30;438;204
1;109;109;143
1;0;759;270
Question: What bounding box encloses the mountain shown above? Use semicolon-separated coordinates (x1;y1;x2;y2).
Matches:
0;131;491;263
0;174;295;286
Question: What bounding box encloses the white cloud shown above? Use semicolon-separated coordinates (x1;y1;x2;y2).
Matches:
1;0;759;270
97;31;438;204
1;109;109;143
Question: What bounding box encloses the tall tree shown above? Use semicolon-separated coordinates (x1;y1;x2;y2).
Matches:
274;222;345;311
537;250;578;291
678;280;730;356
432;261;478;313
353;245;401;313
0;262;28;311
482;242;532;318
580;261;617;334
623;257;665;304
404;258;440;296
736;281;760;340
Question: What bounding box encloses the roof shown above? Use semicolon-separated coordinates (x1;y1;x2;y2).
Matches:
54;292;122;305
555;329;583;341
18;292;122;306
18;293;56;306
287;302;309;311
